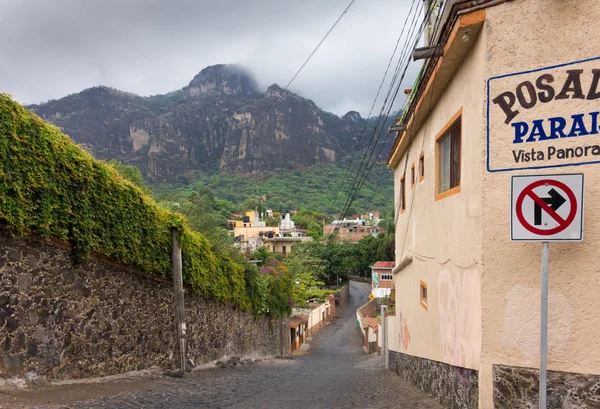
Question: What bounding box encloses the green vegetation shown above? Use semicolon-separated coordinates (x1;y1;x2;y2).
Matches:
156;187;236;254
252;226;395;307
291;209;326;241
108;160;151;195
0;94;290;316
152;160;394;218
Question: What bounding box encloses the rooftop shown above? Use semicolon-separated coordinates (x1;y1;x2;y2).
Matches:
388;0;500;167
371;261;394;269
290;314;309;328
263;236;313;242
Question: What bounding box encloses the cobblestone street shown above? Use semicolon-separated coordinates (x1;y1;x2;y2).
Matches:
3;283;443;409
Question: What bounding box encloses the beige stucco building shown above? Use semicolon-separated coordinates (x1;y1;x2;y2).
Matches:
263;236;312;255
386;1;600;408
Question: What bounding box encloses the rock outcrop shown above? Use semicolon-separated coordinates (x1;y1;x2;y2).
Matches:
29;64;372;179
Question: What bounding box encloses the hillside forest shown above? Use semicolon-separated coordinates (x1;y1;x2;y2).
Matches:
111;159;396;302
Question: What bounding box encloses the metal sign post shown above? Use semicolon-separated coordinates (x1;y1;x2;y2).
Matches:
510;174;585;409
540;242;549;409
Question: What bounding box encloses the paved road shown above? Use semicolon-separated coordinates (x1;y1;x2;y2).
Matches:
8;282;443;409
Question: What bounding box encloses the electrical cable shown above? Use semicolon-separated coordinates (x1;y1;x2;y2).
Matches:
249;0;358;135
326;0;425;244
394;1;449;264
334;9;424;221
328;0;420;217
337;1;438;222
325;1;430;246
338;1;434;217
336;2;424;215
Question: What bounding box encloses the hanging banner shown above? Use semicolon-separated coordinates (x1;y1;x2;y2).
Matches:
487;56;600;172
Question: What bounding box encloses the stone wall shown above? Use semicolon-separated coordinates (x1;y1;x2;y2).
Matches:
493;365;600;408
338;283;349;308
389;350;479;409
0;229;286;380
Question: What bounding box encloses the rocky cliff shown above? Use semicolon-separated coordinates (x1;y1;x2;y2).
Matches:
29;64;372;179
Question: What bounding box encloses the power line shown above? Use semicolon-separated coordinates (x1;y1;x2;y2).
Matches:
328;0;420;217
326;1;442;248
249;0;358;135
334;1;424;219
336;1;434;221
332;7;416;220
336;0;429;218
393;1;447;259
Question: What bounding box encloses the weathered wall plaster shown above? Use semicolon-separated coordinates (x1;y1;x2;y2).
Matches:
389;11;485;373
390;1;600;408
481;0;600;407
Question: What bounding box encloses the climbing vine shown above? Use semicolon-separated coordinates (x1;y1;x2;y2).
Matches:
0;94;289;314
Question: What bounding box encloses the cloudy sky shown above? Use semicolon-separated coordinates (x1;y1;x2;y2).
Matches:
0;0;423;116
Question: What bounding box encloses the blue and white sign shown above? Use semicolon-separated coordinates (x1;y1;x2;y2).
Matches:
487;56;600;172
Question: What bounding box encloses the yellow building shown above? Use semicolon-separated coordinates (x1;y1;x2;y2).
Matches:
230;211;264;229
386;1;600;408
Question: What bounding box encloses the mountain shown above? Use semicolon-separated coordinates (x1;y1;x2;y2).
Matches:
29;64;381;179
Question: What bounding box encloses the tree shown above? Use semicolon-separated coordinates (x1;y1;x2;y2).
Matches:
306;221;324;241
292;209;326;229
252;246;271;267
108;160;151;195
376;219;395;261
258;261;293;317
158;188;235;255
243;196;260;212
282;243;326;306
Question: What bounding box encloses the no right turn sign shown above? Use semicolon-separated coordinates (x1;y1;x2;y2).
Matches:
511;174;584;242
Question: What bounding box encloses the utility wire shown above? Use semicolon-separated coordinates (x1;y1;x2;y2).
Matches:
335;38;418;220
393;1;447;262
249;0;358;134
334;1;424;219
328;0;420;217
337;1;433;221
336;1;428;218
326;0;428;246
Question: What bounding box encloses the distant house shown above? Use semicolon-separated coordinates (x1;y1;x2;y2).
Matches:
370;261;394;298
363;211;380;221
263;236;312;255
233;227;279;253
231;210;278;255
229;211;266;230
324;219;380;243
279;211;295;231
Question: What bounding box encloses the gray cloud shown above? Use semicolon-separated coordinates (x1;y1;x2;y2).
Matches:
0;0;422;116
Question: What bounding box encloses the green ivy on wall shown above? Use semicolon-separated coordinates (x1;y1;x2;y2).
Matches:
0;93;288;314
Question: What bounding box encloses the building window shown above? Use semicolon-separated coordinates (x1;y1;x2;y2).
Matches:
419;151;425;182
411;163;416;188
282;245;287;255
420;281;428;311
380;274;392;280
399;174;406;213
436;110;462;200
